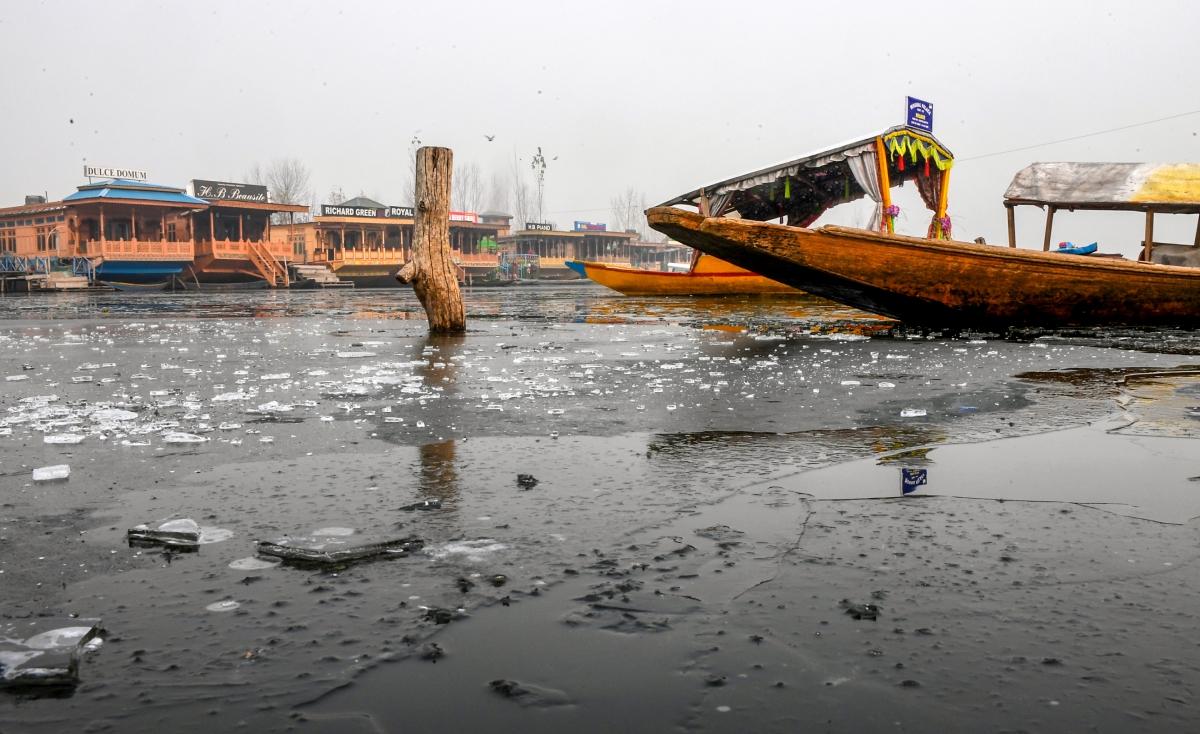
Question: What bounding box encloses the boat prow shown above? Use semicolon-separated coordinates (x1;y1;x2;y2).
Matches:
567;249;798;296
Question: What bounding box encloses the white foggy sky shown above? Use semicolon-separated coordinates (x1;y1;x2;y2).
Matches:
2;0;1199;255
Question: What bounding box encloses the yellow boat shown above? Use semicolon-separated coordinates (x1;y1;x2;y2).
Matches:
565;252;799;296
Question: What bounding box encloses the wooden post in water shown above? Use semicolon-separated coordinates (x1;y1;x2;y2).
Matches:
397;147;466;334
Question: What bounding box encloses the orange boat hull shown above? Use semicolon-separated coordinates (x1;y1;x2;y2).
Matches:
571;255;798;296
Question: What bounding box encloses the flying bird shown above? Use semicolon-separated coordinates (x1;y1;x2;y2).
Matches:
484;134;495;141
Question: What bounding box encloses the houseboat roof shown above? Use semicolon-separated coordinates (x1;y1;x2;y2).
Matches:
0;201;66;218
64;179;208;207
1004;162;1200;213
500;228;636;240
201;199;310;213
337;196;387;208
657;125;954;222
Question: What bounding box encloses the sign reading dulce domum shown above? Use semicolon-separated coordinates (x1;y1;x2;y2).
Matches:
84;165;148;181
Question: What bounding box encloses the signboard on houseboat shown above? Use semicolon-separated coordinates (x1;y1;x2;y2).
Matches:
191;180;268;203
906;96;933;133
573;221;607;232
525;222;553;231
321;204;382;217
449;211;479;223
386;206;415;218
84;165;148;182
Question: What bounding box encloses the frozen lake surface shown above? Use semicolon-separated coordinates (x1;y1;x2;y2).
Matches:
2;285;1200;732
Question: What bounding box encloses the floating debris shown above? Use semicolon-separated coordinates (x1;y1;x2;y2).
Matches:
32;465;70;482
517;474;539;489
488;679;573;708
0;618;101;689
840;599;881;621
205;600;241;613
400;499;442;512
43;433;85;445
128;518;201;550
161;432;209;445
228;557;280;571
256;536;424;566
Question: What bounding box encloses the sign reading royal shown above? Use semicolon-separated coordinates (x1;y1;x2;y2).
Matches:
906;96;933;133
191;179;268;203
525;222;553;231
84;165;148;182
386;206;415;218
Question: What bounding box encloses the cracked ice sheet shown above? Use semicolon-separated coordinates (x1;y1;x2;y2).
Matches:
773;416;1200;524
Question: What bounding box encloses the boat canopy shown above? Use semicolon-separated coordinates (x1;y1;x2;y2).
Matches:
1004;163;1200;214
657;126;955;238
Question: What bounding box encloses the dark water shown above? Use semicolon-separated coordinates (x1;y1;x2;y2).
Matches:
2;285;1199;732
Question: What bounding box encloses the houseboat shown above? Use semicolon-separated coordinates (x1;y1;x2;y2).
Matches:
63;178;203;289
188;179;309;288
497;221;639;280
274;199;511;287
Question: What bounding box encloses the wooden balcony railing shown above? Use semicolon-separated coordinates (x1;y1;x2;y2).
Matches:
453;252;499;266
196;239;292;261
75;239;194;261
314;248;406;266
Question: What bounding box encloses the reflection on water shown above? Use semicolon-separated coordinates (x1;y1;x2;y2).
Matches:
418;440;459;506
1114;370;1200;437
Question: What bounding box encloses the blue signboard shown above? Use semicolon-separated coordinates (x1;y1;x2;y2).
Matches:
906;96;933;132
901;468;928;495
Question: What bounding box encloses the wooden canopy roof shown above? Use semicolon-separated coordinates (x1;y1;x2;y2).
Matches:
1004;163;1200;213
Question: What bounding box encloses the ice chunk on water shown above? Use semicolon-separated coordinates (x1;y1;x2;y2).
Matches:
162;432;208;444
158;518;200;535
32;465;70;482
256;535;423;566
127;518;200;549
0;618;101;689
900;408;928;418
92;408;138;422
336;351;377;359
229;556;279;570
313;527;356;536
43;433;85;445
428;539;508;563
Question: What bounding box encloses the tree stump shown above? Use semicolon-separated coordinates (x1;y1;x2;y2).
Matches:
397;146;466;334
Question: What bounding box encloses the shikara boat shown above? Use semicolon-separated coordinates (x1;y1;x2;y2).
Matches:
647;128;1200;329
565;252;797;296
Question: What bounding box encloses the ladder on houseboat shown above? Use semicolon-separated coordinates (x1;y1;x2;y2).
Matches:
247;241;290;288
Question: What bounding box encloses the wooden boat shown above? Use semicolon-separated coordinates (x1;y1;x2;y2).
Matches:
565;252;797;296
647;129;1200;329
647;209;1200;329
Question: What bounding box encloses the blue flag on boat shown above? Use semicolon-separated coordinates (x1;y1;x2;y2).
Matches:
901;468;928;495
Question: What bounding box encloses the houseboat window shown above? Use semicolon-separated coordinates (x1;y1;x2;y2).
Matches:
106;220;131;241
167;223;177;242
